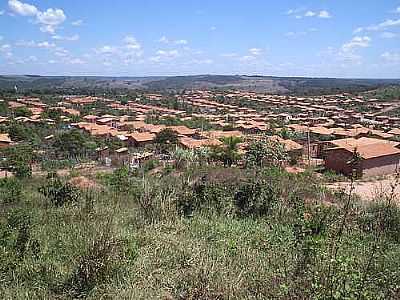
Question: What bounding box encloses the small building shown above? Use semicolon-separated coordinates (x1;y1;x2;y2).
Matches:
179;137;222;149
0;134;12;148
128;132;156;147
269;136;303;162
113;147;129;166
324;138;400;177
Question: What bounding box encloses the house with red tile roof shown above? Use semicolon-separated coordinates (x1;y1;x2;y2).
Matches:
324;138;400;177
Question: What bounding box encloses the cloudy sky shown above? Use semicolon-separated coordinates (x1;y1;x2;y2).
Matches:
0;0;400;78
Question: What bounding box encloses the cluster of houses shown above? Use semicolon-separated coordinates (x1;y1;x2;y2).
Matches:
1;90;400;178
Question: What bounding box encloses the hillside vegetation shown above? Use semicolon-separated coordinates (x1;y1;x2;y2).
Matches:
1;75;400;95
1;164;400;299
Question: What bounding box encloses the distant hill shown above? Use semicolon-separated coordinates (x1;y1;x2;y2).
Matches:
0;74;399;95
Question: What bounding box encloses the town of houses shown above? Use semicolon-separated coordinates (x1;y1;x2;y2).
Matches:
1;89;400;178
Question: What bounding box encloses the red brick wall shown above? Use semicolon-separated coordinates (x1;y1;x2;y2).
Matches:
362;155;400;177
324;149;354;175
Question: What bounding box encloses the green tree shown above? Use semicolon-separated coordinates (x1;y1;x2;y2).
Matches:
263;140;288;167
14;107;32;118
38;174;80;207
53;130;91;158
155;128;178;145
0;177;22;204
211;136;242;167
5;121;36;142
0;144;34;178
245;140;268;168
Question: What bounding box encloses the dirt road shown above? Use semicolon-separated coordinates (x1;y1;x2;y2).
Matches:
328;176;400;202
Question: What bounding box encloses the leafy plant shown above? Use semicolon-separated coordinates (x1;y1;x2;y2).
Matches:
0;177;22;204
38;175;80;207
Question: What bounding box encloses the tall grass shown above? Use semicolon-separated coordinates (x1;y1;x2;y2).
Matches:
0;166;400;299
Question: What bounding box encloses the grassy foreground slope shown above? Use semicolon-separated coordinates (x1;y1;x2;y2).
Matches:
1;166;400;299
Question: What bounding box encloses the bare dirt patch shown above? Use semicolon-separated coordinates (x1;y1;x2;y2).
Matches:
328;176;400;202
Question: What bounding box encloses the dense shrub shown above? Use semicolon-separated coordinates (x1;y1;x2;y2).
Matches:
14;161;32;179
234;180;280;217
38;175;80;207
0;177;22;204
59;235;123;298
359;202;400;242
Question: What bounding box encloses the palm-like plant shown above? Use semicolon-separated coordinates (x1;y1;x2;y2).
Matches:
173;148;195;169
220;136;242;167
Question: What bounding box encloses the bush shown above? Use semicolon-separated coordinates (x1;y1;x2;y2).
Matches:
323;170;346;183
106;166;135;194
142;159;159;172
14;161;32;179
0;177;22;204
40;159;74;171
234;180;280;217
59;235;123;298
359;202;400;242
0;209;39;260
38;175;80;207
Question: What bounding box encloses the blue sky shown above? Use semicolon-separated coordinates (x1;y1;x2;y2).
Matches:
0;0;400;78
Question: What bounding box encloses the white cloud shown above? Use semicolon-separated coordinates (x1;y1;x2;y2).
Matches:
0;44;11;52
381;32;397;39
0;43;13;59
285;29;316;38
305;11;316;17
327;36;371;66
238;48;264;62
15;40;56;48
356;19;400;33
0;36;3;41
156;49;179;57
71;19;83;26
27;55;37;62
158;36;188;45
37;8;66;33
221;53;238;58
158;36;169;43
8;0;38;16
249;48;262;56
37;41;56;48
175;39;188;45
69;58;85;64
286;8;305;16
95;45;118;55
368;19;400;30
318;10;331;19
8;0;66;34
382;51;400;63
52;47;69;57
0;10;4;15
150;49;180;63
48;59;57;64
342;36;371;52
239;55;256;62
124;35;141;50
210;26;217;31
52;34;79;41
396;6;400;13
294;9;332;19
338;52;363;64
94;36;143;65
192;59;213;64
